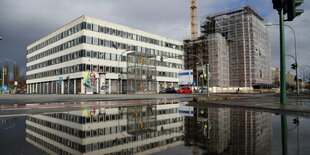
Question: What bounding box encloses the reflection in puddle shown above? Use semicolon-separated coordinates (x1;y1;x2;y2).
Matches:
25;102;184;154
183;106;272;154
1;100;309;154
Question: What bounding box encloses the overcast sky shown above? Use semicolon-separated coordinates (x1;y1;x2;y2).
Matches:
0;0;309;77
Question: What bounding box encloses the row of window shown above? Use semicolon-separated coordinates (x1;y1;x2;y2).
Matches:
27;21;183;55
26;133;72;155
27;124;82;152
27;122;183;153
28;114;182;140
88;127;184;153
26;63;179;80
27;49;183;72
27;116;125;138
83;22;183;50
102;136;183;155
27;128;183;155
44;107;179;124
27;22;83;54
27;35;183;64
27;36;84;63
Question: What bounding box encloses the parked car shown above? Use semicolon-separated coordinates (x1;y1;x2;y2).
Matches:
15;90;26;94
197;87;207;93
177;87;192;94
159;88;177;94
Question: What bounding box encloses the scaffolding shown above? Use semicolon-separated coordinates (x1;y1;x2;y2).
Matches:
200;6;271;87
184;34;230;88
126;52;157;94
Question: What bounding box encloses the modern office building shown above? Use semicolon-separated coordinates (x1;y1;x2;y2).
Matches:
26;102;184;154
26;15;184;94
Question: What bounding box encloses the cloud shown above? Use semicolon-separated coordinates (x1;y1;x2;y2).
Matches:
0;0;309;77
265;1;310;77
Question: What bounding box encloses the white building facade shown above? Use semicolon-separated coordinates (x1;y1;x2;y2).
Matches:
26;15;184;94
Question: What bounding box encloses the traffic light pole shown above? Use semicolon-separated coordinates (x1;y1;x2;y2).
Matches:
279;9;287;104
279;9;288;155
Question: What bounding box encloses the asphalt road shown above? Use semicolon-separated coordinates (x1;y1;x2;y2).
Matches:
1;93;310;117
0;93;202;105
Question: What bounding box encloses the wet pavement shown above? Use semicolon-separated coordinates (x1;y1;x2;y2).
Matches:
0;94;201;105
0;98;310;155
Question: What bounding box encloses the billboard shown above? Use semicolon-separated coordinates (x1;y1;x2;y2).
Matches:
178;70;193;85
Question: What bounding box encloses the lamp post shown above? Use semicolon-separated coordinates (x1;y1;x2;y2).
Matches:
266;23;298;96
180;54;209;95
286;54;299;94
117;49;133;94
196;62;200;88
186;54;204;87
112;42;133;94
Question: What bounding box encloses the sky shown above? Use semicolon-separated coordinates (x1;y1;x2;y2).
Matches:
0;0;309;78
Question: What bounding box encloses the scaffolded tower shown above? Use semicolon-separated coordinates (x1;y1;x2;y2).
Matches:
126;52;157;94
184;35;230;88
201;6;272;87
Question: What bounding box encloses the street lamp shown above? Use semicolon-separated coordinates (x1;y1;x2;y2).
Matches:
112;42;132;94
196;62;200;88
0;37;3;40
266;23;299;95
5;58;16;65
181;54;210;96
117;49;133;94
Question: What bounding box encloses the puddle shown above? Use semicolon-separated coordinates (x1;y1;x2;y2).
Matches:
0;101;309;155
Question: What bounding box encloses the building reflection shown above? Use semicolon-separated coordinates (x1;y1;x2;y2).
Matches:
25;101;184;155
184;107;272;155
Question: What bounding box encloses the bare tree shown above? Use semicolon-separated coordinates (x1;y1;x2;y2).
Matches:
13;64;20;82
4;62;9;86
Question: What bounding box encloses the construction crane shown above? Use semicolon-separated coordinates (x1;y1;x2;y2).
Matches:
190;0;198;40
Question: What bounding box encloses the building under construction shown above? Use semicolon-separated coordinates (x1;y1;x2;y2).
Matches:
184;34;230;88
185;6;272;89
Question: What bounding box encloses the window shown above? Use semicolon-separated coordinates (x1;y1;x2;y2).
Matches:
93;24;98;32
111;67;116;73
111;54;116;61
87;23;92;30
93;37;98;45
86;37;92;44
86;51;91;57
99;52;104;59
105;53;111;60
105;66;110;73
